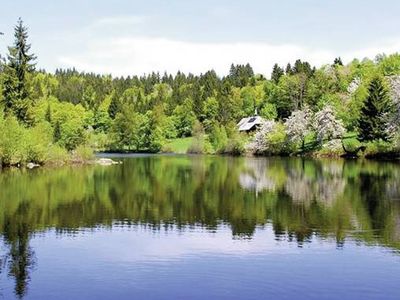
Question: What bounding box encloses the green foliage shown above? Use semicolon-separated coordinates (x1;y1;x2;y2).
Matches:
2;18;400;159
109;106;147;151
188;121;211;154
73;145;94;162
162;137;193;154
260;103;278;120
271;63;284;84
265;123;288;154
2;18;36;125
172;98;196;137
0;114;53;165
358;77;394;142
378;53;400;76
222;123;245;155
209;122;228;153
364;140;394;157
45;103;51;123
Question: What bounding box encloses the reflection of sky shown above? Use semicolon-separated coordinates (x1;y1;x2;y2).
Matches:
1;225;399;300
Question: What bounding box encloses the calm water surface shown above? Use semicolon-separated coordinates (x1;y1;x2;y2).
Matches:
0;155;399;299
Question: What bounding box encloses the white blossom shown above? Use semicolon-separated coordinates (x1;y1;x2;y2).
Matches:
249;120;277;153
347;77;361;95
284;107;313;144
386;75;400;136
314;105;345;142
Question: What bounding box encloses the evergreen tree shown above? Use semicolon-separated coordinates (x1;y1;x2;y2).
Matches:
358;77;393;142
108;93;120;119
285;63;293;75
271;64;284;84
53;120;61;142
45;103;52;123
2;18;36;124
333;57;343;66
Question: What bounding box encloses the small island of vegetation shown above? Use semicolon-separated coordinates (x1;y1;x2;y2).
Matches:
1;19;400;168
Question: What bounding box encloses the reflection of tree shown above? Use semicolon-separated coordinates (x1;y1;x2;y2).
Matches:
239;158;346;207
3;216;36;298
0;157;399;270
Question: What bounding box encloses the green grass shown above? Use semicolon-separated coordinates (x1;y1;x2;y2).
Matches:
163;137;194;154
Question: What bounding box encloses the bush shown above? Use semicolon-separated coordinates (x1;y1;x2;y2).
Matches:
224;135;245;155
209;123;228;154
45;145;69;165
187;121;210;154
364;140;394;157
0;116;30;165
266;123;288;155
72;145;94;162
25;122;53;163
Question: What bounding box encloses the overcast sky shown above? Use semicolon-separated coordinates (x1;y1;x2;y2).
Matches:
1;0;400;77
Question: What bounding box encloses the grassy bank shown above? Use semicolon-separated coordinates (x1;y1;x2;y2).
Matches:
162;137;194;154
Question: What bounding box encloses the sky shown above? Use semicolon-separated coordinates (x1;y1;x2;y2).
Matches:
1;0;400;77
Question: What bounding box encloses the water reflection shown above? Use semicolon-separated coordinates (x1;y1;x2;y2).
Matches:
0;156;399;298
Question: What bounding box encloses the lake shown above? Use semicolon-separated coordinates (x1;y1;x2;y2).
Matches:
0;155;399;299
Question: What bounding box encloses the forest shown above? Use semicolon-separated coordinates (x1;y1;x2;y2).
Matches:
1;19;400;167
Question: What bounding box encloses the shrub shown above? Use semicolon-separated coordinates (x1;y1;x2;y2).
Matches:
187;121;211;154
364;140;393;157
209;123;228;153
45;145;69;165
72;145;94;162
0;116;27;165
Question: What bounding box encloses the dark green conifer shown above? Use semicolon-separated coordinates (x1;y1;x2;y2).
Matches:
271;64;284;84
45;103;52;123
358;77;394;142
108;93;120;119
2;18;36;124
53;120;61;142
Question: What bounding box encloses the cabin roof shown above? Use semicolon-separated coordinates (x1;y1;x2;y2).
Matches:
237;116;264;131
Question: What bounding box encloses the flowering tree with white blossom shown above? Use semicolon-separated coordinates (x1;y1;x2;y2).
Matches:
250;120;277;154
284;107;313;149
313;105;346;143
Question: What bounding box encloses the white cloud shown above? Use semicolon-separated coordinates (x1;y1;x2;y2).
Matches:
57;35;400;77
92;15;147;27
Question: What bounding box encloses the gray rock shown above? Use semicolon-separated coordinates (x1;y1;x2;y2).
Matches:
96;158;122;166
27;162;40;169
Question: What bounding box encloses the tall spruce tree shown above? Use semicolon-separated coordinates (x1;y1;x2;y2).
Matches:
333;57;343;66
2;18;36;124
271;64;284;84
108;93;120;119
358;77;393;142
285;63;293;75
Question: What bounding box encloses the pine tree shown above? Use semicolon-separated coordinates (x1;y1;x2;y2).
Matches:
45;103;52;123
2;18;36;124
53;120;61;142
285;63;293;75
358;77;393;142
271;64;284;84
108;93;120;119
333;57;343;66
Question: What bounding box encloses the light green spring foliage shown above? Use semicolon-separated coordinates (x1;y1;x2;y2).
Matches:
209;122;228;154
2;19;400;161
0;112;62;165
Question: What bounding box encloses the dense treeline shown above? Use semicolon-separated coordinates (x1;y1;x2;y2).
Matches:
1;19;400;166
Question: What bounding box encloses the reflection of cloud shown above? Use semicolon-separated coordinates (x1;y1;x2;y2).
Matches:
38;226;306;265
